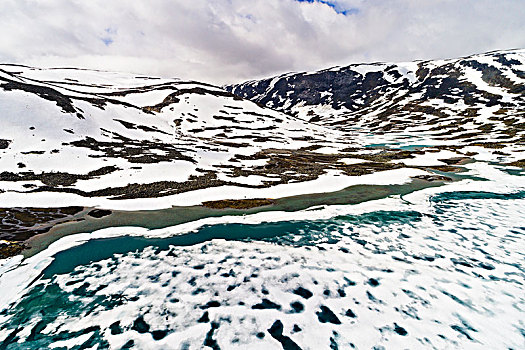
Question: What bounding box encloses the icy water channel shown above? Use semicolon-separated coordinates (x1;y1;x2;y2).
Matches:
0;168;524;349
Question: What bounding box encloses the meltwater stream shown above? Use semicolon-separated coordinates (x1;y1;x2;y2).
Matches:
0;190;524;349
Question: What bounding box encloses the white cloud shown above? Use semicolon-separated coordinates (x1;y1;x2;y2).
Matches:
0;0;524;84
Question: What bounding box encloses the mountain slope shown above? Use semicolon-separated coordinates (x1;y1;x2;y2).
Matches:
227;49;525;142
0;64;354;207
1;50;524;213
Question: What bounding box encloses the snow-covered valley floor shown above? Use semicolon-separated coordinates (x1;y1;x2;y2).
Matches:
0;161;524;349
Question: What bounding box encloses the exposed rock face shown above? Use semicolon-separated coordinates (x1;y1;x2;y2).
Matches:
226;49;525;140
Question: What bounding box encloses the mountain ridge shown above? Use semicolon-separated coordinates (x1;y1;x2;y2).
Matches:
226;48;525;142
0;49;524;215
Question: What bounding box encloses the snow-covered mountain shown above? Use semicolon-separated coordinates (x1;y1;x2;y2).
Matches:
0;64;350;208
227;49;525;141
0;49;524;210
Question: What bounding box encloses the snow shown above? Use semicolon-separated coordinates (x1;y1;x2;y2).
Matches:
1;49;525;350
1;160;524;348
461;66;517;103
350;63;389;76
394;150;460;166
49;333;95;349
113;89;176;107
0;168;429;210
339;158;370;165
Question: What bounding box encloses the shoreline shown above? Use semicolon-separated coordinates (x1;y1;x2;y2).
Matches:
0;176;454;312
0;166;451;211
1;156;504;260
0;160;523;315
22;176;450;259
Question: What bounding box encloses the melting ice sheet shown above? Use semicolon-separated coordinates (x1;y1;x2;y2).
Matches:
0;168;524;349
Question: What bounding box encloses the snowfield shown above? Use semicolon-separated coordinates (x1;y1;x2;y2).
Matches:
0;49;524;349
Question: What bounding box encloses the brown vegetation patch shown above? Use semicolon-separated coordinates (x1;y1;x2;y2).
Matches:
468;142;506;149
438;157;471;165
0;166;120;187
202;198;275;210
506;159;525;168
0;241;26;259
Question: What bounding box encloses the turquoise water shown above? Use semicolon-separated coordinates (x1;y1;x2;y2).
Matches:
41;190;525;279
1;190;524;349
430;190;525;202
364;143;434;150
23;180;446;259
42;210;423;278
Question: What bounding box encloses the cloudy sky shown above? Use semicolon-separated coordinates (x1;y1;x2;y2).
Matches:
1;0;524;84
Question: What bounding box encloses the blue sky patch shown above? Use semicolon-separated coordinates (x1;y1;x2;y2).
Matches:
295;0;359;15
101;27;117;46
101;37;113;46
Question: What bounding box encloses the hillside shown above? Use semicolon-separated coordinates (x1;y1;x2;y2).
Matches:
0;51;524;237
227;49;525;142
0;64;350;207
